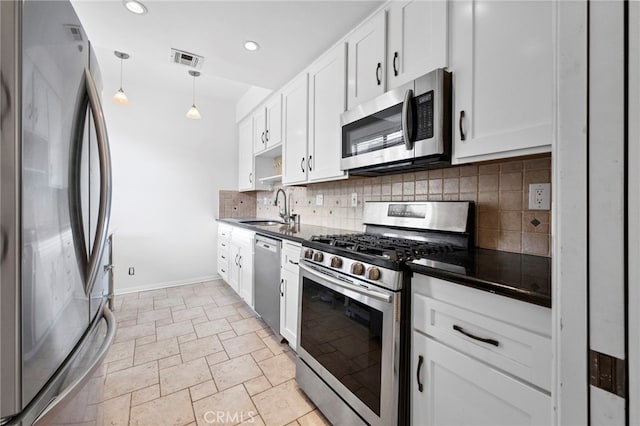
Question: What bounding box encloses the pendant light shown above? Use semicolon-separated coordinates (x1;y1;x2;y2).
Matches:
112;51;130;105
186;70;202;120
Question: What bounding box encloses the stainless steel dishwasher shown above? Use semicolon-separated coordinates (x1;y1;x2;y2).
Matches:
254;234;282;334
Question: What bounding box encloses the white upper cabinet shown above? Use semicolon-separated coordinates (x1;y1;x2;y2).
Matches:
347;10;387;110
308;44;348;183
387;0;448;90
238;116;254;191
253;94;283;155
282;73;309;186
451;0;554;164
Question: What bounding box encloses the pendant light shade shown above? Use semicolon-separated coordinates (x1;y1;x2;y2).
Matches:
112;51;130;105
186;70;202;119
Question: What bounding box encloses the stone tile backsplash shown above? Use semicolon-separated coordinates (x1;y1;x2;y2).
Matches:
218;190;256;219
253;154;552;257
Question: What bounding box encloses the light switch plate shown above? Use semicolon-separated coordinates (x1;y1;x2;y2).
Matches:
316;194;324;206
351;193;358;207
528;183;551;210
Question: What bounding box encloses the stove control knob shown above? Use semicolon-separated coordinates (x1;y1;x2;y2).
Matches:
367;267;381;281
304;249;314;259
330;256;343;268
351;262;365;276
313;252;324;262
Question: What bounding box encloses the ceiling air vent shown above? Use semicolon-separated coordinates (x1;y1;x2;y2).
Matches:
64;24;83;42
170;48;204;69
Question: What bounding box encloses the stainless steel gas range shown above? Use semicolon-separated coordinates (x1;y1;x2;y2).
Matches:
295;201;474;426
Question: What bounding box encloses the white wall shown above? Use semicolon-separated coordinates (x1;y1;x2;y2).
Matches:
102;68;238;294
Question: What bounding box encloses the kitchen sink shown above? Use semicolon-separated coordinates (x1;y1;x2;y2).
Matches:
239;219;286;226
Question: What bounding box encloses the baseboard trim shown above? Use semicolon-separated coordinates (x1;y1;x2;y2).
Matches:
114;274;221;295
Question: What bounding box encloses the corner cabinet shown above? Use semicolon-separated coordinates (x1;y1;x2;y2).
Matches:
347;10;387;110
451;0;554;164
280;240;301;351
386;0;448;90
411;274;552;425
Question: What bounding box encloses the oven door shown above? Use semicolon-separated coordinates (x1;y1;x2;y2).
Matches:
297;261;399;426
340;85;416;171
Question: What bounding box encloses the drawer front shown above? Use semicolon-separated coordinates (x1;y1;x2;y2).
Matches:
218;223;232;239
413;293;552;391
282;241;301;273
218;259;229;281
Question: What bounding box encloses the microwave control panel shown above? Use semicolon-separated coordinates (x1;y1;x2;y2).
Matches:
415;90;434;140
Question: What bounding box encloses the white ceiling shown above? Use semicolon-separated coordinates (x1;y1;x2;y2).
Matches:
71;0;383;103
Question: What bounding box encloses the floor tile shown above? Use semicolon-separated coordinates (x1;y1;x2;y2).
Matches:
184;294;215;308
204;305;238;321
252;380;314;426
262;334;287;356
259;353;296;387
137;307;172;324
103;361;158;400
157;320;195;341
190;380;218;402
206;351;230;366
214;294;243;307
180;335;224;362
130;389;195;426
243;375;272;396
160;357;212;395
102;394;130;426
154;296;187;309
223;333;267;358
104;340;135;364
192;384;257;426
230;317;268;335
179;332;198;344
134;337;180;365
114;322;155;343
159;354;183;370
297;410;331;426
252;348;275;363
131;384;160;407
137;288;167;299
210;354;263;391
173;306;206;322
194;318;233;338
106;357;133;374
135;334;157;346
218;330;237;341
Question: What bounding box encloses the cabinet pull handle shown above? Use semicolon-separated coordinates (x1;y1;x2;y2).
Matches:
265;129;269;142
221;268;226;273
417;355;424;392
376;62;382;85
261;131;265;144
459;111;466;141
280;278;284;296
238;255;242;268
453;325;499;347
301;157;305;173
288;259;299;266
221;255;226;259
249;172;253;183
308;155;313;172
393;51;399;76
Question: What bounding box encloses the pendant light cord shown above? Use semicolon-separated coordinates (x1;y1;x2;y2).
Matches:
192;74;196;105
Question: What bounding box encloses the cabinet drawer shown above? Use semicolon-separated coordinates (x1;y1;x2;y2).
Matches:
218;223;232;239
282;241;301;274
413;293;552;391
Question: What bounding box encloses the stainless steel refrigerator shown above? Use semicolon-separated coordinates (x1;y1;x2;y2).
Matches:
0;1;115;424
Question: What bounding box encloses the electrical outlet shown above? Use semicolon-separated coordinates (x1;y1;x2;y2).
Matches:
351;193;358;207
316;194;324;206
263;197;268;206
528;183;551;210
128;267;135;275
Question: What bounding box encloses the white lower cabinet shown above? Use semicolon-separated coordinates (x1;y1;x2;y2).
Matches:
223;226;255;308
411;274;552;425
280;240;301;350
217;223;232;282
412;333;551;426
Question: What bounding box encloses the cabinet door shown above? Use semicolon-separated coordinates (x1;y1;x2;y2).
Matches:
238;243;254;309
279;268;299;351
387;0;448;90
266;94;282;148
238;116;255;191
228;243;241;293
412;333;551;426
282;73;309;185
347;11;387;110
253;107;267;154
308;44;348;183
451;0;554;164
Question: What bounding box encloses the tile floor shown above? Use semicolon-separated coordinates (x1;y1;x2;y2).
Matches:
101;279;330;426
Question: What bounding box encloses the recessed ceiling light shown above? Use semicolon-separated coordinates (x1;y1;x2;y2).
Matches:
244;41;259;51
123;0;147;15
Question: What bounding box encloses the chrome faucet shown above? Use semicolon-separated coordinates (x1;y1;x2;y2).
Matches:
274;188;289;223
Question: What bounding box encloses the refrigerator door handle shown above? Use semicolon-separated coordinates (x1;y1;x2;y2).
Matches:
32;305;116;425
84;68;112;296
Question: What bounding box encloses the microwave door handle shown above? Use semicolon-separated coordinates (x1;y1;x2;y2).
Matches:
402;89;414;150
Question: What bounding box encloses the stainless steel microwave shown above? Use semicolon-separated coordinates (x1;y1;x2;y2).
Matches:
340;68;452;175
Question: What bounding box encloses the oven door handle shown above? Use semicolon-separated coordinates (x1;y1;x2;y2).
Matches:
299;262;392;303
402;88;414;150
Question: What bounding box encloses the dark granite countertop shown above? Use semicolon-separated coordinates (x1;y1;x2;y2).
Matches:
217;218;352;244
409;248;551;308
